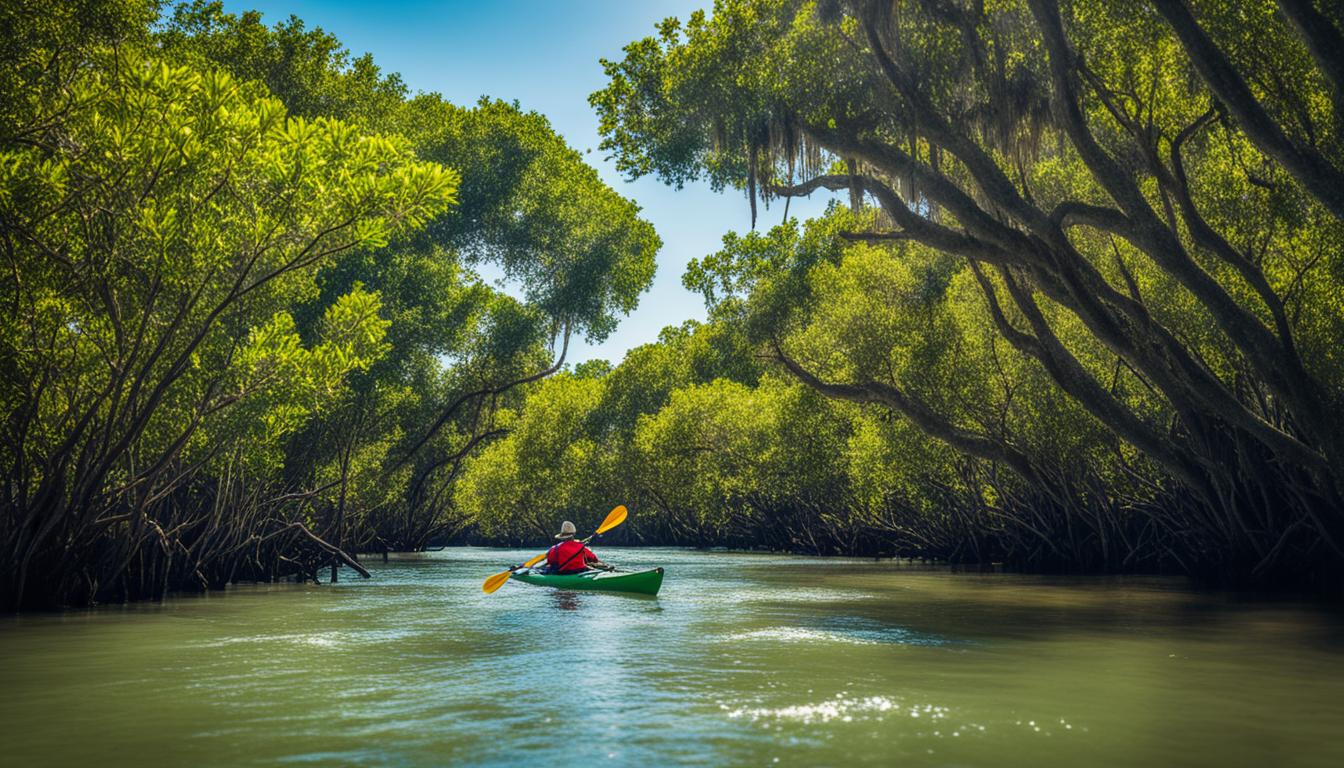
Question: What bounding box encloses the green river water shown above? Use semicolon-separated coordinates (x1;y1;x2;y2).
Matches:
2;547;1343;766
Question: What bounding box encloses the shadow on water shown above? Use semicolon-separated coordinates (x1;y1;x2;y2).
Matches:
546;589;661;612
550;591;582;611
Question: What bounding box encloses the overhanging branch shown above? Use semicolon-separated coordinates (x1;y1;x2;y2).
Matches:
393;322;571;469
770;339;1042;483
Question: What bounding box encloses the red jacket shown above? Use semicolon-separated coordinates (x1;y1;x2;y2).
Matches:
547;540;598;573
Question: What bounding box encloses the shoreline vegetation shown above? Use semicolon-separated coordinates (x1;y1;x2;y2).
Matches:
5;0;1344;609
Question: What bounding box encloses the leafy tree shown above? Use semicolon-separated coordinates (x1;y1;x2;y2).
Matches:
153;2;661;556
455;374;609;542
0;38;457;606
157;0;408;127
591;0;1344;584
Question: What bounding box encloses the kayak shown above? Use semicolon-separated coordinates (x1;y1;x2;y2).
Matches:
511;567;664;596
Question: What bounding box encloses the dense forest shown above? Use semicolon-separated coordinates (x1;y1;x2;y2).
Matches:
3;0;1344;608
464;0;1344;591
0;0;658;608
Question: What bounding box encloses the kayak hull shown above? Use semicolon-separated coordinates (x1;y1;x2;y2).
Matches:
511;567;664;596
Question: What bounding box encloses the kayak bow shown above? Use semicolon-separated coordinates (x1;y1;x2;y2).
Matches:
511;567;664;596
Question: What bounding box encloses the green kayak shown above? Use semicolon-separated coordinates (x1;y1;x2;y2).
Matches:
511;567;664;596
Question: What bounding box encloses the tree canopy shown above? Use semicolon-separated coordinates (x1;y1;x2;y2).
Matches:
6;0;1344;604
578;0;1344;586
0;0;659;607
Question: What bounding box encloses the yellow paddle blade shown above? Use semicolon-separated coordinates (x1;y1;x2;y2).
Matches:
483;551;549;594
596;504;628;534
482;570;513;594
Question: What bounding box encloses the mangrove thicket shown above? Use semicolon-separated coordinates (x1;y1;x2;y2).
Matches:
458;0;1344;591
0;0;658;608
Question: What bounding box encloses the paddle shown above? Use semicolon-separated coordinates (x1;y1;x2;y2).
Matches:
481;505;627;594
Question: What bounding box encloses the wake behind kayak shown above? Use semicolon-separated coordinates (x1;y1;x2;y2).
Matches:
511;567;664;596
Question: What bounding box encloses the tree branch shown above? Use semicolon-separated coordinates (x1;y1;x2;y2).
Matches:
393;323;570;469
770;339;1042;483
1151;0;1344;220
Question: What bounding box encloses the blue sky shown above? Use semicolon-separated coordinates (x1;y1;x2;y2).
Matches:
216;0;837;364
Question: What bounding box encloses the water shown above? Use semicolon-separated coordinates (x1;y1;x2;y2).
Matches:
2;548;1343;766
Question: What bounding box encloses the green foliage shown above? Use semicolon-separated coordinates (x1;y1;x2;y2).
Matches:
0;49;456;476
0;0;159;136
571;0;1344;583
157;0;409;127
0;2;661;606
158;3;660;343
456;374;608;541
413;98;661;341
142;1;662;557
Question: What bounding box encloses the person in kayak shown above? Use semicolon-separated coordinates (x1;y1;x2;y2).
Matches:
546;520;612;573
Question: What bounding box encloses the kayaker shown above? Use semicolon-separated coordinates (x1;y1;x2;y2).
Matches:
546;521;612;573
